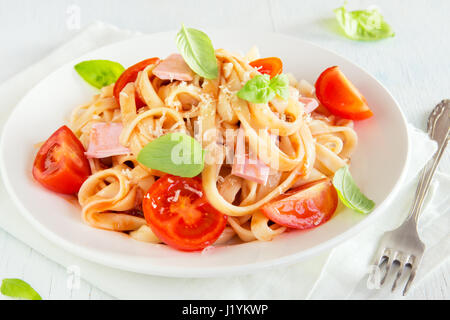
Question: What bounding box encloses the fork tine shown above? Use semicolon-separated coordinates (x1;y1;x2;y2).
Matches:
380;250;396;285
391;254;408;292
403;259;418;296
380;262;390;285
403;269;417;296
373;246;387;266
391;264;403;292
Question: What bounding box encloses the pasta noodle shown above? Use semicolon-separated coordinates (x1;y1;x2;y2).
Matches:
70;48;357;246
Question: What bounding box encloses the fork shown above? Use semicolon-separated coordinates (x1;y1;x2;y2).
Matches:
372;99;449;296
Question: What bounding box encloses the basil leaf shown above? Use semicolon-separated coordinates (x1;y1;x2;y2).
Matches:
176;24;218;79
332;166;375;214
237;74;290;104
74;60;125;89
334;5;394;41
237;74;275;104
1;278;42;300
269;74;289;100
137;132;205;178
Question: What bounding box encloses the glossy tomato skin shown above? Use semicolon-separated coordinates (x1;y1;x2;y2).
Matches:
113;57;160;108
315;66;373;120
250;57;283;78
32;125;91;194
143;175;227;251
261;178;338;230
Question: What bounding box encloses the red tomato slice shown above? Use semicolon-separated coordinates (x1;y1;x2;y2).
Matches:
261;178;338;230
315;66;373;120
113;57;160;108
249;57;283;78
142;175;227;251
32;126;91;194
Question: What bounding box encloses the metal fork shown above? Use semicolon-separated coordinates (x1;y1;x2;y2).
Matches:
372;99;449;296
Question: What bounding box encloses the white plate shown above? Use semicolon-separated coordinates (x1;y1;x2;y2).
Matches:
0;30;409;277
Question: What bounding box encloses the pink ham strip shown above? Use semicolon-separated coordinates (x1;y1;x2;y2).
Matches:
85;122;130;158
152;53;194;81
299;97;319;113
232;129;270;185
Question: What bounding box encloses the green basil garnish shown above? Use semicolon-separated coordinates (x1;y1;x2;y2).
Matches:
332;166;375;214
237;74;289;104
334;5;395;41
137;133;205;178
176;24;218;79
1;278;42;300
269;74;290;100
74;60;125;89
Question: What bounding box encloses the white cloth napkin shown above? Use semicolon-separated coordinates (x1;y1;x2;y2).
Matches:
0;22;448;300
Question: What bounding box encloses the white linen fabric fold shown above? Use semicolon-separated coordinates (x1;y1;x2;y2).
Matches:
0;22;447;300
308;130;449;299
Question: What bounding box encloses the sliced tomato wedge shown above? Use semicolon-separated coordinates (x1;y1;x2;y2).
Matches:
261;178;338;230
113;57;160;108
142;175;227;251
32;126;91;194
315;66;373;120
250;57;283;78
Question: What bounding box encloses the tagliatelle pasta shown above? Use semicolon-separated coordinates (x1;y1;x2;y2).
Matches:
64;47;358;247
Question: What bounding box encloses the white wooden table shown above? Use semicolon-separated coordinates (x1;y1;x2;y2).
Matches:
0;0;448;299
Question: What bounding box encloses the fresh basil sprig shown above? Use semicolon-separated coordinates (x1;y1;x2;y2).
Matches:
237;74;289;104
176;24;218;79
74;60;125;89
137;132;205;178
1;278;42;300
334;5;394;41
269;74;290;100
332;166;375;214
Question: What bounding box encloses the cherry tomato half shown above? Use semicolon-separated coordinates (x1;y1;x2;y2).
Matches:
261;178;338;230
315;66;373;120
32;125;91;194
142;175;227;251
113;57;160;108
250;57;283;78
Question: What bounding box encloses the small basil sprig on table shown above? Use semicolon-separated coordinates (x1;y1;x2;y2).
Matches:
176;24;218;79
237;74;289;104
1;278;42;300
74;60;125;89
137;132;205;178
332;166;375;214
334;5;394;41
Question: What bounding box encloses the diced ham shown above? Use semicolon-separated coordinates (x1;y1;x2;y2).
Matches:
232;129;270;185
299;97;319;113
152;53;194;81
85;122;130;158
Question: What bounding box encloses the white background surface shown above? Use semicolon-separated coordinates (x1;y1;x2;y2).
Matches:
0;0;448;299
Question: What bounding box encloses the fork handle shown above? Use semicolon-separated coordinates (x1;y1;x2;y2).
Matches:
407;125;449;224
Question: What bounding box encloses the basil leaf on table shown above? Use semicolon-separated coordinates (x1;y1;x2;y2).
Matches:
334;5;395;41
137;132;205;178
1;278;42;300
176;24;218;79
237;74;289;104
74;60;125;89
332;166;375;214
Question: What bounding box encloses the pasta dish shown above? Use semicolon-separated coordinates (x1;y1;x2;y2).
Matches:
31;26;375;251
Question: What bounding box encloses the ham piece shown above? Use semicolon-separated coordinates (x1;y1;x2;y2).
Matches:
152;53;194;81
299;97;319;113
231;129;270;185
85;122;130;158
